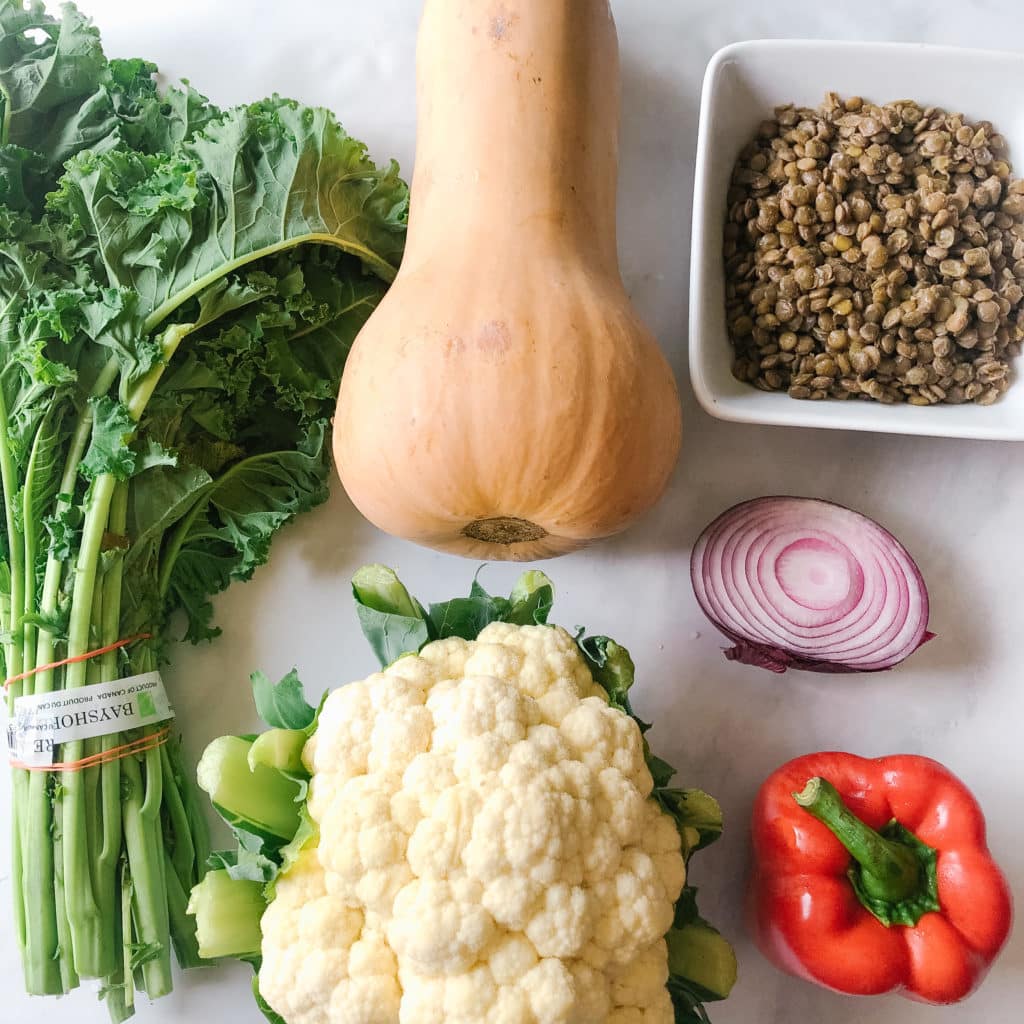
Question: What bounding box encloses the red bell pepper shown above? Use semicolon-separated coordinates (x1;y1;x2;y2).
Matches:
750;752;1013;1004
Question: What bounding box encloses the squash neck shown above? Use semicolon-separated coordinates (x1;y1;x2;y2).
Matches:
408;0;621;269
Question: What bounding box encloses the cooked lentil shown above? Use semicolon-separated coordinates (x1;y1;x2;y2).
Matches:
724;93;1024;405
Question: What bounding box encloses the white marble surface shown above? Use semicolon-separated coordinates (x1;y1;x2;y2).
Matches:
2;1;1022;1022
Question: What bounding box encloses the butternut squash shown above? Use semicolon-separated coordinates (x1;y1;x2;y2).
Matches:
334;0;682;560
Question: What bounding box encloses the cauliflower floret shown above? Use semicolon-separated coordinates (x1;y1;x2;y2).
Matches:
399;751;457;819
395;971;445;1023
318;774;413;915
477;623;601;704
262;625;685;1024
389;876;497;974
428;674;537;750
642;801;688;898
570;962;613;1020
523;958;576;1021
406;784;481;878
304;680;375;813
610;939;671;1008
417;636;473;680
488;934;539;984
591;850;678;967
260;849;400;1024
560;698;652;794
524;883;594;959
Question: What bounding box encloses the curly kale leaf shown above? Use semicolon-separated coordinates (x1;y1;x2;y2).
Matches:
48;97;407;331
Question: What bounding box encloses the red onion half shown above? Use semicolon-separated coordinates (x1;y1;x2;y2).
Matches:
691;497;933;674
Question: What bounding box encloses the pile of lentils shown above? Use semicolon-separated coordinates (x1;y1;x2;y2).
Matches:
724;93;1024;405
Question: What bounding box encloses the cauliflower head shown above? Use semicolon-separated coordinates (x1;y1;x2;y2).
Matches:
259;623;686;1024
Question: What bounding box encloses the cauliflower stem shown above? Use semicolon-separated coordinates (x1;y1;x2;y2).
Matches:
188;567;736;1023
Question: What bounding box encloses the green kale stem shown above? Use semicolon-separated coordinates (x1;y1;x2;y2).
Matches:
5;340;207;1001
52;793;80;993
164;846;203;969
138;234;395;340
0;388;25;702
61;470;118;977
18;377;111;994
55;344;181;993
122;740;173;998
0;386;63;995
53;342;180;985
83;483;129;978
160;741;198;892
100;857;135;1023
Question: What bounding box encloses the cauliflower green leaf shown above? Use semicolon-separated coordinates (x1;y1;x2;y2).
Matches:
251;668;317;732
351;564;432;665
207;849;280;886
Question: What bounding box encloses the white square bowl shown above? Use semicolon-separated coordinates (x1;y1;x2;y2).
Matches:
689;39;1024;441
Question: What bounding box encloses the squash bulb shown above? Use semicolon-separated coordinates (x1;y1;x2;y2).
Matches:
333;0;682;560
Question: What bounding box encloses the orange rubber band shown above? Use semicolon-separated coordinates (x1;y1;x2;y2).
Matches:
8;725;171;772
3;633;152;689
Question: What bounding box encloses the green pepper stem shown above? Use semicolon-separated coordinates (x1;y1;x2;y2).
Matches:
793;777;921;904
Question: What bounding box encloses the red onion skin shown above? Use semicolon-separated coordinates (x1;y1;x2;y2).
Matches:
719;630;937;675
692;497;934;675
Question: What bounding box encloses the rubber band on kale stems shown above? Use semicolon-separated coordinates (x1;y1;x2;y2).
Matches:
8;728;172;772
3;633;152;688
690;497;933;673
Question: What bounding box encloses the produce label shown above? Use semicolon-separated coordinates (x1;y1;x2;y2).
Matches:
5;672;174;768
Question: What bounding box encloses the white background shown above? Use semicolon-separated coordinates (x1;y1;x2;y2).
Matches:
2;1;1022;1022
